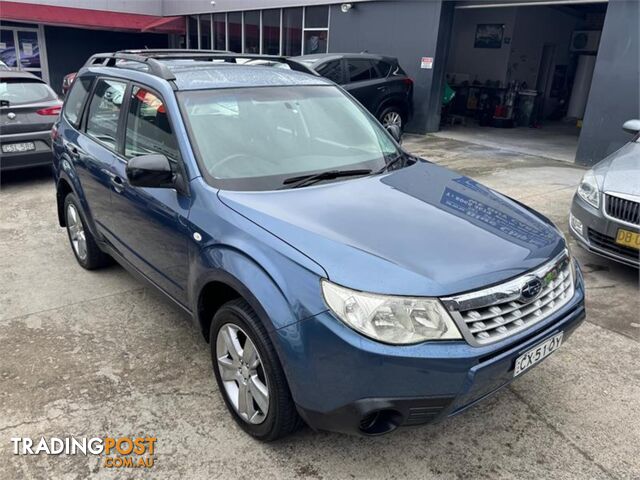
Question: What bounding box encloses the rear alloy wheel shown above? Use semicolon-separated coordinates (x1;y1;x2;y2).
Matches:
380;108;403;130
63;193;111;270
210;299;302;441
66;203;87;262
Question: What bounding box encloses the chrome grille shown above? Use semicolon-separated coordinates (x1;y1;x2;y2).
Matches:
442;251;574;346
605;193;640;226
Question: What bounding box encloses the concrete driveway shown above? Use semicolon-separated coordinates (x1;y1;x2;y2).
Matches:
1;136;638;479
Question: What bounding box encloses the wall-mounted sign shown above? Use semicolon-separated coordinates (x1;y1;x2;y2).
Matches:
420;57;433;69
23;43;33;55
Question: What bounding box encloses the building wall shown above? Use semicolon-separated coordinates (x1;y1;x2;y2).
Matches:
329;0;450;134
576;0;640;166
44;25;168;93
162;0;370;16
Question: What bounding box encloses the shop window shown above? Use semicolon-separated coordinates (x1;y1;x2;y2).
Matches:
187;15;198;49
200;14;211;50
244;11;260;54
282;8;302;57
213;13;226;50
303;31;327;55
304;6;329;29
262;9;280;55
228;12;242;53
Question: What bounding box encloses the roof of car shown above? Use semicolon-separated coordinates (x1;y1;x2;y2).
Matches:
0;70;44;81
293;53;397;64
164;61;332;90
82;52;333;91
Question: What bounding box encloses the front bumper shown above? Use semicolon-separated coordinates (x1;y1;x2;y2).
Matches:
569;194;639;267
275;268;585;436
0;130;53;171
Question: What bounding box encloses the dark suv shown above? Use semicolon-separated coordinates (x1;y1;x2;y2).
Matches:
294;53;413;131
53;50;585;441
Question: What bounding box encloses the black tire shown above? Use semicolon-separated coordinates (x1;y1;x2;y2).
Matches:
63;193;111;270
210;298;302;441
378;105;405;131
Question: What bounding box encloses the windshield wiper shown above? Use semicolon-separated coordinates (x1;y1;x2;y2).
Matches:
374;152;407;174
282;168;372;189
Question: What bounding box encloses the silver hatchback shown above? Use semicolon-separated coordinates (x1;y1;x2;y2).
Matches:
569;120;640;267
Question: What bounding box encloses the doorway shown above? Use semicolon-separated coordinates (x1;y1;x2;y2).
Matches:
439;2;607;163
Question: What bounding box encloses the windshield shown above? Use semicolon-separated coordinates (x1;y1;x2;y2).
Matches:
178;85;400;191
0;79;57;106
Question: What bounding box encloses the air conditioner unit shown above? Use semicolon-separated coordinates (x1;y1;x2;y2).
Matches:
570;31;601;52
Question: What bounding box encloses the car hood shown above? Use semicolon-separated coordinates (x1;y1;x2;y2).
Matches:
219;161;565;297
594;141;640;196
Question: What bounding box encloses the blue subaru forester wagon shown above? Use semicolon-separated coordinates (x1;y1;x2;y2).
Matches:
52;50;585;440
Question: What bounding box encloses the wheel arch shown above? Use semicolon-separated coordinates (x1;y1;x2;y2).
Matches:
376;97;409;121
56;177;74;227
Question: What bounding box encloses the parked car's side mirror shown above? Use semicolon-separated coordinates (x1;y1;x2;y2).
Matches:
386;124;403;144
622;119;640;135
126;154;174;189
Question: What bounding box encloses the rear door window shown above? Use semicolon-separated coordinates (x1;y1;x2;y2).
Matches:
124;86;180;162
316;60;343;84
371;60;392;78
85;78;126;151
63;76;92;127
0;79;57;106
346;60;378;83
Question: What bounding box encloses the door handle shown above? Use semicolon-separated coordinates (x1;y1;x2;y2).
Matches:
110;175;125;193
63;141;80;159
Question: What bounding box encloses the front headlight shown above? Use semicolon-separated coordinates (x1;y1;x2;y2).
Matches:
577;170;600;208
321;280;462;344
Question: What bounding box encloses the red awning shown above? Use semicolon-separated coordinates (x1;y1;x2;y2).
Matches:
0;1;185;34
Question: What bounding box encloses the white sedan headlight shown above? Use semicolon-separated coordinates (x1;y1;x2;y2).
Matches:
321;280;462;344
577;170;600;208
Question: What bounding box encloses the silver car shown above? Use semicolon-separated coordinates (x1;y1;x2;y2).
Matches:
569;120;640;267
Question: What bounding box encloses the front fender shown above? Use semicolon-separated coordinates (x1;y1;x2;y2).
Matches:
191;245;326;333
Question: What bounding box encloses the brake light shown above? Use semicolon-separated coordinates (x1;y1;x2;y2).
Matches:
50;123;59;141
37;106;62;116
403;78;414;87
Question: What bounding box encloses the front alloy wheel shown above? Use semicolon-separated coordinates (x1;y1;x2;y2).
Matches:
210;299;302;441
216;323;270;424
381;110;402;129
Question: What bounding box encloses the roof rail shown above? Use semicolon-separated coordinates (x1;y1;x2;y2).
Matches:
84;52;177;80
122;51;318;75
84;50;318;81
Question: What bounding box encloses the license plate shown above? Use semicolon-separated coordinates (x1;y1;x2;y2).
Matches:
514;332;563;377
1;142;35;153
615;228;640;250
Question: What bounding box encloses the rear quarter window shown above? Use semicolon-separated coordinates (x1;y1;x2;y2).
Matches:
0;78;57;106
347;60;379;83
63;76;93;127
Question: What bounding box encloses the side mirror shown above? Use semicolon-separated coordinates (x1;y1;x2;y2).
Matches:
622;119;640;135
386;124;403;144
126;154;174;189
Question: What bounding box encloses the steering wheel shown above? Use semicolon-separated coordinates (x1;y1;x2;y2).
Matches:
212;153;264;174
